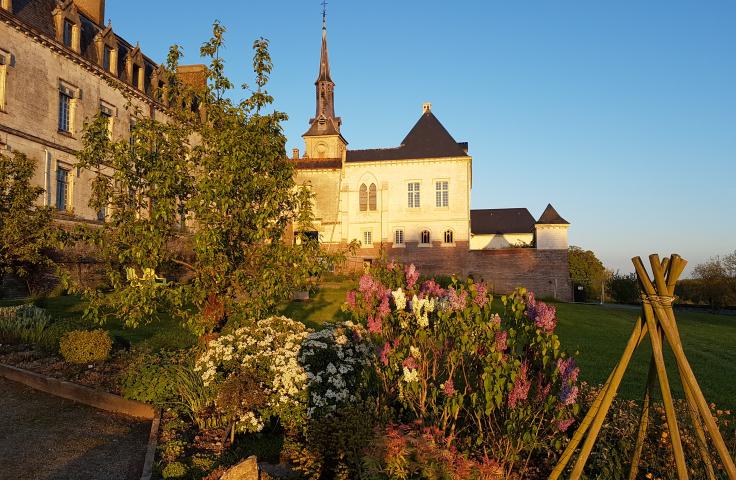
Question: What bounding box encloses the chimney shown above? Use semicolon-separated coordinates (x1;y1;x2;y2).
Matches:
422;102;432;114
292;148;300;160
73;0;105;26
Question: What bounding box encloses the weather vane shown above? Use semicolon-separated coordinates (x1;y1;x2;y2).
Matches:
321;0;328;27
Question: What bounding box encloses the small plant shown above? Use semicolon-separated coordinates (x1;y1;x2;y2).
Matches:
161;461;187;479
58;329;112;364
0;304;51;344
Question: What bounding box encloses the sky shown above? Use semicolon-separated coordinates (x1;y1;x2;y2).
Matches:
107;1;736;275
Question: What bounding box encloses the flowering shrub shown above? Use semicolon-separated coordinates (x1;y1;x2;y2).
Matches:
195;316;310;433
343;262;581;474
299;321;373;418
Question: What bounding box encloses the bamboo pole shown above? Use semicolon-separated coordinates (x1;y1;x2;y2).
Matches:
548;319;649;480
634;257;736;478
628;355;657;480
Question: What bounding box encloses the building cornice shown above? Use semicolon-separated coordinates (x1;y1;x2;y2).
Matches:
344;156;472;168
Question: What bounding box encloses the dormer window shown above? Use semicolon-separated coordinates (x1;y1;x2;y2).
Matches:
94;24;119;75
0;0;12;13
103;46;111;70
132;65;141;88
125;46;146;90
53;1;81;53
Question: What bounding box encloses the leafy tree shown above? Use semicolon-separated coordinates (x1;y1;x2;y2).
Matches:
568;246;609;301
0;151;60;294
606;271;640;304
690;256;736;310
76;23;338;333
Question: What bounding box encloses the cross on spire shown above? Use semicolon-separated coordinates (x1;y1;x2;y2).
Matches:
321;0;328;28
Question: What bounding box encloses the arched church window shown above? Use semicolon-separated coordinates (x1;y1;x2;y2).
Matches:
420;230;431;245
443;230;454;244
368;183;377;211
359;183;368;211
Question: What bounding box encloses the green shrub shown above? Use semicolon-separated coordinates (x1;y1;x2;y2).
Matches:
606;272;640;304
161;461;187;479
38;317;91;353
120;352;181;407
59;329;112;364
139;330;196;352
0;304;50;344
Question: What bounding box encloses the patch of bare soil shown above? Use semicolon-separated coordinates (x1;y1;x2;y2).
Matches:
0;378;150;480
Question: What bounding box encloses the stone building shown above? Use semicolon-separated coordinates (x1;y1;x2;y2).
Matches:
293;21;573;300
0;0;203;224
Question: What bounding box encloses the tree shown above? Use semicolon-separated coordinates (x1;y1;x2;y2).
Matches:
691;256;736;310
568;246;609;301
606;271;640;304
77;23;339;333
0;151;60;295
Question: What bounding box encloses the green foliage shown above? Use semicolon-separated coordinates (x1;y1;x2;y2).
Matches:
688;254;736;309
39;316;94;353
161;461;188;479
59;329;112;364
75;22;341;334
0;151;61;294
121;351;182;406
606;272;640;304
568;246;609;301
0;304;51;344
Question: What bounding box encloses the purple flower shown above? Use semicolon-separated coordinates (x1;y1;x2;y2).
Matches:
526;293;557;333
345;291;357;310
359;274;376;297
420;279;445;298
378;295;391;320
448;287;468;311
557;418;575;432
508;362;531;408
473;282;489;307
367;314;382;334
559;384;579;406
405;264;420;289
495;330;508;352
557;357;580;384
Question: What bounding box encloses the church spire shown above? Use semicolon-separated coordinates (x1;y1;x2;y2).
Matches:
305;4;341;137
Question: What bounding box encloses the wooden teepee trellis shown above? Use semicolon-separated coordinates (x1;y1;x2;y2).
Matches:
549;254;736;480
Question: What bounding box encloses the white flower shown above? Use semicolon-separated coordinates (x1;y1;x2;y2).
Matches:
403;366;419;383
392;288;407;311
410;346;421;359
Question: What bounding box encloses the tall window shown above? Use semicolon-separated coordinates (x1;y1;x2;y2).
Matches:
363;230;373;246
359;183;368;211
0;51;7;112
58;86;73;133
62;20;73;48
97;207;107;222
420;230;431;245
436;181;449;207
368;183;377;211
394;229;404;246
408;182;420;208
103;45;112;72
132;64;141;89
56;167;70;211
443;230;454;244
100;102;114;138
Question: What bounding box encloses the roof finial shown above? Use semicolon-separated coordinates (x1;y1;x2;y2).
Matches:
321;0;328;29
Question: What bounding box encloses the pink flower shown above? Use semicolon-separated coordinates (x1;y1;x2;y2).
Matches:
508;362;531;408
490;313;501;327
378;295;391;320
495;330;508;352
402;356;418;369
367;314;382;334
345;290;357;310
443;378;456;396
557;418;575;432
448;287;468;311
557;357;579;383
420;279;445;298
405;264;420;289
535;373;551;403
380;342;392;366
559;384;579;406
473;282;489;307
526;293;557;333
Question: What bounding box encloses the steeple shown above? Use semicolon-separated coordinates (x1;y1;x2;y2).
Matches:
302;9;346;158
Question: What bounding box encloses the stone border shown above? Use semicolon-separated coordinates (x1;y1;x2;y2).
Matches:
0;363;160;480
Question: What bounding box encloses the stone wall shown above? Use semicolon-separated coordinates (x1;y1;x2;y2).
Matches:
342;242;572;301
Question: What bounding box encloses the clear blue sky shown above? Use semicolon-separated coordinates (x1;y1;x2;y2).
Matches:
107;1;736;275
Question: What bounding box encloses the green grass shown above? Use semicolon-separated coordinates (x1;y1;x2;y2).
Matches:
278;279;353;329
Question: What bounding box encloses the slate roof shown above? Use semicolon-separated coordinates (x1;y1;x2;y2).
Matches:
303;115;342;137
346;111;469;162
293;158;342;170
9;0;158;94
471;208;536;235
536;204;569;225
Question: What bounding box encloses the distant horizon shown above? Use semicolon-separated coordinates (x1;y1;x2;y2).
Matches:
107;1;736;276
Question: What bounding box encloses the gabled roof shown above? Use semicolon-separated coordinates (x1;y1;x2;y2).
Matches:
536;204;569;225
471;208;536;235
303;115;342;137
346;111;469;162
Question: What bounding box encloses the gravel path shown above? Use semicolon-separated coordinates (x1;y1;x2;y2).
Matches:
0;377;150;480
